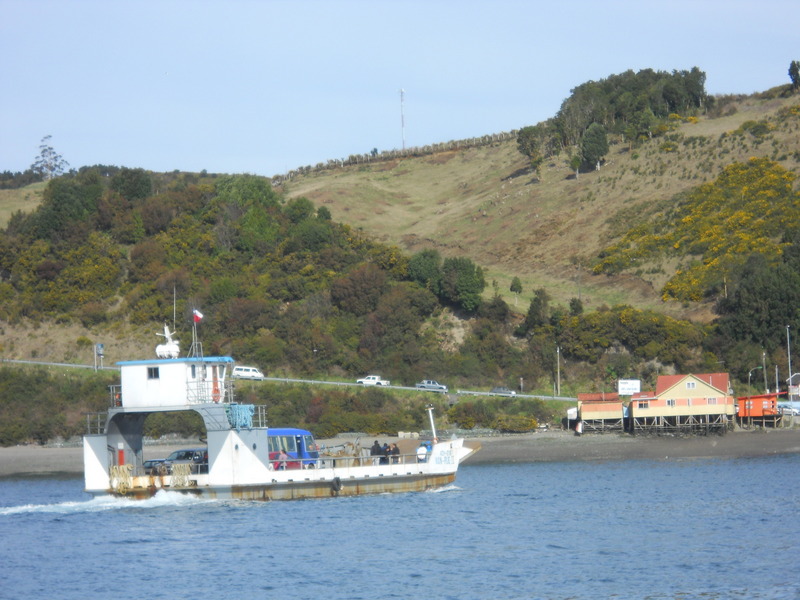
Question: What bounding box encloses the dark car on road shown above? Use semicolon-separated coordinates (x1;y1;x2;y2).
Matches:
490;386;517;397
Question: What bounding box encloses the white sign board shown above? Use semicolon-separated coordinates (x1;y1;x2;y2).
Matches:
618;379;641;395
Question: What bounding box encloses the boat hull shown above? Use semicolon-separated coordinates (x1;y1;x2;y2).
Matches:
90;470;457;501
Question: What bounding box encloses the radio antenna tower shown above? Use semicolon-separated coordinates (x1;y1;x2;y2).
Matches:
400;88;406;150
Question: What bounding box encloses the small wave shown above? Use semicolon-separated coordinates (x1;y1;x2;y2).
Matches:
428;483;461;493
0;490;213;516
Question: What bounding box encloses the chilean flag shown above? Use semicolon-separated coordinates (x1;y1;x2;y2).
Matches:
192;309;204;323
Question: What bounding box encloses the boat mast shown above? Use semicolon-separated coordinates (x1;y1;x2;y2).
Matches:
426;404;437;441
188;308;204;358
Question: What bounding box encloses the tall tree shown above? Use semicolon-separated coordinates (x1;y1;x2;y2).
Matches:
790;60;800;92
31;135;69;180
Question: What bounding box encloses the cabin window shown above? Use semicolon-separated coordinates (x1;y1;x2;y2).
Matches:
637;401;649;409
302;435;317;453
190;365;196;379
268;435;297;453
707;397;717;405
686;381;696;390
666;399;676;407
147;367;159;380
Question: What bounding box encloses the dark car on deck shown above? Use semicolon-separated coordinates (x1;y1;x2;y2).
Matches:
160;447;208;474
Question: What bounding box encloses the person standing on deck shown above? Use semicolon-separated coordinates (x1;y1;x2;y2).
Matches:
370;440;382;465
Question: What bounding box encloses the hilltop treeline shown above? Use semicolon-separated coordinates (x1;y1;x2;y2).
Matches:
518;68;708;170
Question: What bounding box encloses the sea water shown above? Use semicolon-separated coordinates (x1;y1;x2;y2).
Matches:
1;455;799;600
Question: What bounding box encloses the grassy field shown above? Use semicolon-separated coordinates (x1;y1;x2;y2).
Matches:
282;92;800;320
0;181;46;227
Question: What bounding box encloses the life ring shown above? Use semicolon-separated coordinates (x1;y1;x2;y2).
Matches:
331;477;343;494
212;381;221;403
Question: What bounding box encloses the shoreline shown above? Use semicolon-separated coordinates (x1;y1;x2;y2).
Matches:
1;428;799;478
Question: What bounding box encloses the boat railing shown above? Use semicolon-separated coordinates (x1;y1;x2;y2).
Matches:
85;412;107;435
108;385;122;407
253;404;268;428
316;451;422;468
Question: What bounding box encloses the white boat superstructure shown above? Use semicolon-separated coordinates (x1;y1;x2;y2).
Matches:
83;333;478;500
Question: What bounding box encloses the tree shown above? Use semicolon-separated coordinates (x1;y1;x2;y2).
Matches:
110;168;152;201
516;288;550;336
510;276;522;306
408;249;442;295
516;125;547;178
569;297;584;316
440;257;485;312
715;254;800;351
31;135;69;180
580;123;608;171
790;60;800;92
569;154;581;179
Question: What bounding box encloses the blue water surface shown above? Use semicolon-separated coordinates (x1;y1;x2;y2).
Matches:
1;455;799;600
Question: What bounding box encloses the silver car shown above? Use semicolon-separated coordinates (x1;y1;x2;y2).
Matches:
416;380;448;393
490;386;517;397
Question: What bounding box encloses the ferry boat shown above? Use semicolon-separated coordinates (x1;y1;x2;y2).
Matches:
83;325;478;500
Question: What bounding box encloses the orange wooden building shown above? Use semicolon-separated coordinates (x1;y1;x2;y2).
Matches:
577;393;625;432
629;373;735;433
736;391;784;427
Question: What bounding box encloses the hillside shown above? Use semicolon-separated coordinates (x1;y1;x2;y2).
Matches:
0;87;799;379
282;91;800;321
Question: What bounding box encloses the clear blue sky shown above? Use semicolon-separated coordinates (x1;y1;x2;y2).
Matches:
2;0;797;177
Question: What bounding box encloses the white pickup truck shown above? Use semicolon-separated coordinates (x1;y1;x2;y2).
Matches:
356;375;390;386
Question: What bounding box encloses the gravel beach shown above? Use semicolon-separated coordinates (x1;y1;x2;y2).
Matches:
1;428;799;477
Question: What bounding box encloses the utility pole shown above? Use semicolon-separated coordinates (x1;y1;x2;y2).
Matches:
556;346;561;396
400;88;406;150
788;326;793;400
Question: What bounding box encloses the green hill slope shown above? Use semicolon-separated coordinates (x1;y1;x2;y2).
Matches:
283;91;800;320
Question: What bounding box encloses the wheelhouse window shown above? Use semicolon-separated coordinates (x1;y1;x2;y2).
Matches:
147;367;160;380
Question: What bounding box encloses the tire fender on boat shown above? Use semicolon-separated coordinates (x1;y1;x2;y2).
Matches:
331;477;343;494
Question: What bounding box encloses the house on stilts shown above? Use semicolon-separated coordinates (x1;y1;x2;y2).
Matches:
736;391;785;428
629;373;735;434
576;393;625;432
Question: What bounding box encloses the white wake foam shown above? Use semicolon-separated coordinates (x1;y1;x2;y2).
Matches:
0;489;213;515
